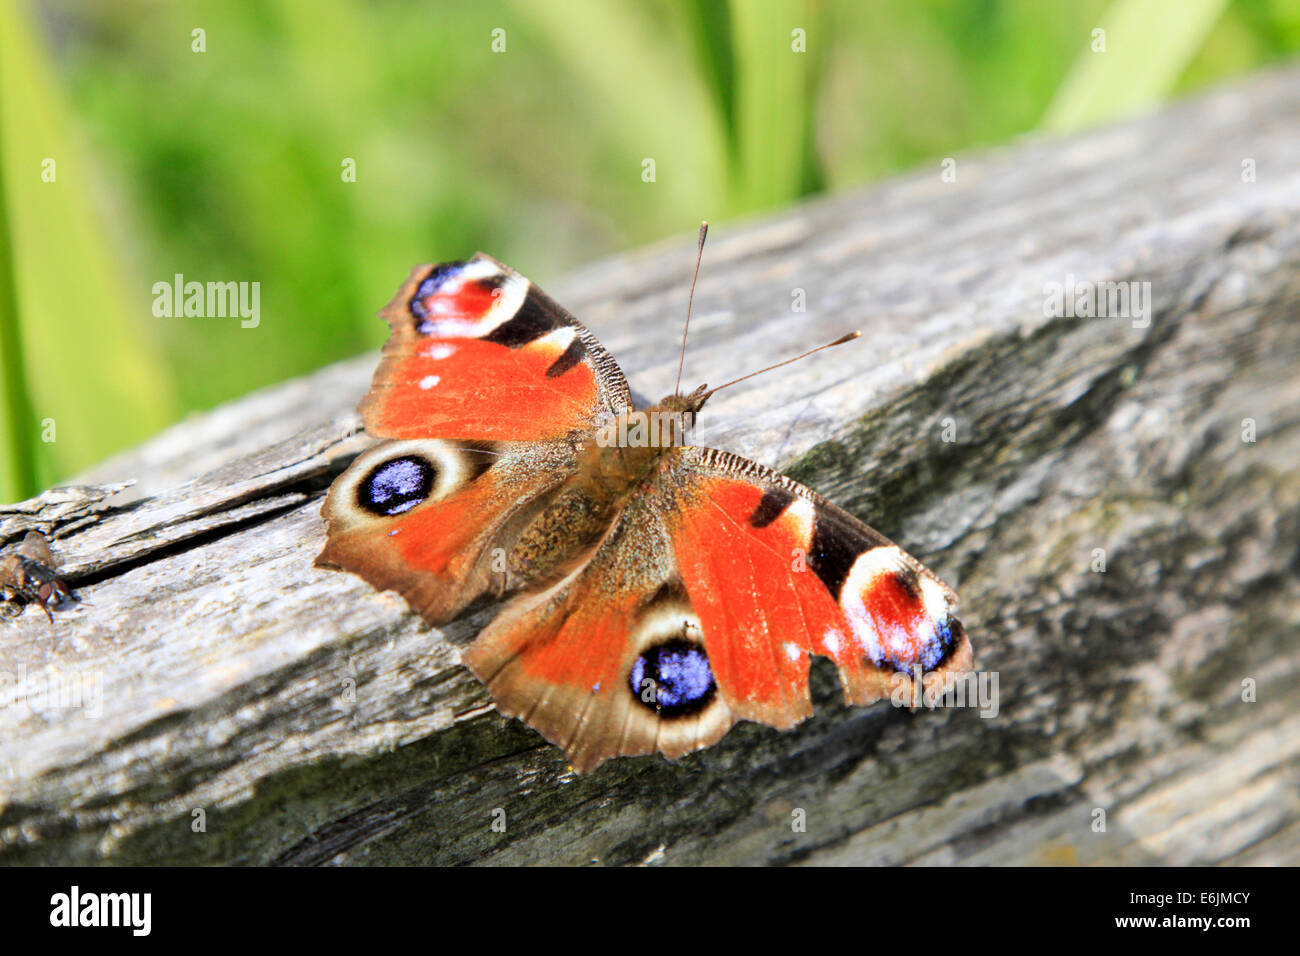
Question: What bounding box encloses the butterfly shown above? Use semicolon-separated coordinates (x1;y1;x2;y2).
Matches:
317;234;973;772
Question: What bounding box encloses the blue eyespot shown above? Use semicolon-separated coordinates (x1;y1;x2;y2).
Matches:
409;262;466;322
357;456;435;516
629;638;716;718
886;615;961;672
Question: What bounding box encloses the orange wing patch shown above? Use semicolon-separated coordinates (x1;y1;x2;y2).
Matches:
671;479;826;725
371;332;599;441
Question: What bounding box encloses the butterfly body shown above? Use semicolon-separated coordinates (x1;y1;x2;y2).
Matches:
318;253;972;771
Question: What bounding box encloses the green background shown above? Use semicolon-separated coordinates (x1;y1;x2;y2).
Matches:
2;0;1298;500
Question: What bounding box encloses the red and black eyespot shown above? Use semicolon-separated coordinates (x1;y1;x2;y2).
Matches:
408;262;468;322
407;263;512;338
356;455;436;516
629;638;717;718
407;260;573;352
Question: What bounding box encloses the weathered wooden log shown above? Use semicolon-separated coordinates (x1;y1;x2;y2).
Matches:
2;65;1299;866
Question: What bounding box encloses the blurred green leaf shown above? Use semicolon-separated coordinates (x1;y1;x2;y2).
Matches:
682;0;739;158
0;0;178;497
0;114;36;501
1043;0;1231;131
509;0;726;223
728;0;826;211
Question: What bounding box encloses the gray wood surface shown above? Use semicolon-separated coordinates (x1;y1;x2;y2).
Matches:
2;66;1299;865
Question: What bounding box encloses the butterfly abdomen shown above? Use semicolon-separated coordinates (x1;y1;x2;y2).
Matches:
508;487;613;585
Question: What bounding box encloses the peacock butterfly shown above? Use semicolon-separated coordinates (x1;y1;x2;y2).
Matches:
317;227;973;772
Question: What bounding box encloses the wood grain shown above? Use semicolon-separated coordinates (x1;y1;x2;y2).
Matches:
2;66;1298;865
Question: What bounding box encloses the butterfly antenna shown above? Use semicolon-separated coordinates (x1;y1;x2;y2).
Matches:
702;331;861;401
674;221;709;397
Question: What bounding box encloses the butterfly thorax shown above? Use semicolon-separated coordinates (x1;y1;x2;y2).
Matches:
506;390;708;585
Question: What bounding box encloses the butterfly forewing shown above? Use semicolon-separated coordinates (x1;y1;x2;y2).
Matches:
361;253;631;443
319;256;635;622
662;447;971;722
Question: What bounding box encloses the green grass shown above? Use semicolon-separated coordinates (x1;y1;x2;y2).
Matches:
1044;0;1234;130
1;0;1298;501
1;0;178;496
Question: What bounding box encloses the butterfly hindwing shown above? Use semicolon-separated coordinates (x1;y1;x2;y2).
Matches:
460;496;736;773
